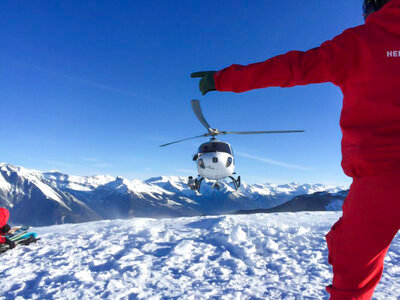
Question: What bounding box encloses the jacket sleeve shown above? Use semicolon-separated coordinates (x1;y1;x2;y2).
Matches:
0;236;5;244
214;28;358;93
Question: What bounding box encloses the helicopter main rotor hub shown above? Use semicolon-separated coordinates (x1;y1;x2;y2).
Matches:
209;128;220;136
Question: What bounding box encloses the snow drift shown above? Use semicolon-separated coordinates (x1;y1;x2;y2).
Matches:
1;212;400;299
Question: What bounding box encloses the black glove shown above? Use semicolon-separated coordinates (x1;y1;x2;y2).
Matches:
5;237;16;249
191;71;216;95
1;223;11;234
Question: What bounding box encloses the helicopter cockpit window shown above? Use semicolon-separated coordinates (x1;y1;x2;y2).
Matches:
217;143;232;154
198;142;232;154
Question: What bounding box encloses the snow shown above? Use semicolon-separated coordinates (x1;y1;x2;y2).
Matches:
1;163;348;224
325;199;344;211
0;164;70;209
30;177;69;209
0;173;11;192
240;182;343;197
1;212;400;299
43;172;115;191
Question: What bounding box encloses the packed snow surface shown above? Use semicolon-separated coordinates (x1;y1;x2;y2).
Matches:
1;212;400;299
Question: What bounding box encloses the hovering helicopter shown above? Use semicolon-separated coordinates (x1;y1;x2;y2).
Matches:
160;100;304;192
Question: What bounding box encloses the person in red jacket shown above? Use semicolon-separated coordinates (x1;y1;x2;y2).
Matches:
192;0;398;298
0;208;16;249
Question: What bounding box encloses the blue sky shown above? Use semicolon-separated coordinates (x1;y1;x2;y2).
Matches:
0;1;364;186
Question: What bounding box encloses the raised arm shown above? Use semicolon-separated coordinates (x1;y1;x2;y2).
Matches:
213;28;358;93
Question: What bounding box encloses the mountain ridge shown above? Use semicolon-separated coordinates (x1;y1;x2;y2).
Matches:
0;163;347;226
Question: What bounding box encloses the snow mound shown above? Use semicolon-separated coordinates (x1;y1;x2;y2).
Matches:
1;212;400;299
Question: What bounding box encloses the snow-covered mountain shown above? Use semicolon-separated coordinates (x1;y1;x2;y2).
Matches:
1;212;400;299
0;163;347;226
234;190;348;215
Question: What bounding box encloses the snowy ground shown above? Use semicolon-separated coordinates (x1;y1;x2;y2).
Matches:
1;212;400;299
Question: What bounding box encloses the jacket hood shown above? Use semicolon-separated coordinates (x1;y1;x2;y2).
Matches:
0;208;9;227
366;0;400;33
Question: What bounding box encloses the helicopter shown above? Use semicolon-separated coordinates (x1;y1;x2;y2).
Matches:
160;100;304;192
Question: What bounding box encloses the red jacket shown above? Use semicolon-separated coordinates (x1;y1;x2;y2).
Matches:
0;208;9;244
215;0;400;178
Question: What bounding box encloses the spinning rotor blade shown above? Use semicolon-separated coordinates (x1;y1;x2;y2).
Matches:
160;134;208;147
191;100;212;133
222;130;305;135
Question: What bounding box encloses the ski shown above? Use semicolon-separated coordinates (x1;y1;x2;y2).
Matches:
0;226;39;254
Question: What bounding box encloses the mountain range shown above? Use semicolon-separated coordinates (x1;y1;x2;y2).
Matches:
0;163;347;226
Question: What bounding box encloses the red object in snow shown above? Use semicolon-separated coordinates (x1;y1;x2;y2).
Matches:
0;208;9;244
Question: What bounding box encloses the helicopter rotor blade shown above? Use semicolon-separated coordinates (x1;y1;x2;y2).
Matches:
160;133;209;147
221;130;305;135
191;100;212;133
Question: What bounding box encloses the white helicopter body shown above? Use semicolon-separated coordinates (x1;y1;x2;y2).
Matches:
195;141;235;180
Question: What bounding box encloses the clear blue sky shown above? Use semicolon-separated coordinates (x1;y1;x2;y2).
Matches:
0;1;364;186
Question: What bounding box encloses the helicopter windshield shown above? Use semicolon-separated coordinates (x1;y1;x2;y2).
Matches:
198;142;232;154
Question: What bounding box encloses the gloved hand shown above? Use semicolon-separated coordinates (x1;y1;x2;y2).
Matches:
1;223;11;234
191;71;216;95
5;237;16;249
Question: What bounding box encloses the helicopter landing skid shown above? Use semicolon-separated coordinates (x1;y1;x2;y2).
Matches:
229;176;241;191
188;176;204;192
188;176;241;192
211;181;222;190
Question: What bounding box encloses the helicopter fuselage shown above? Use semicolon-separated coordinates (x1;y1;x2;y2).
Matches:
194;141;235;180
195;151;234;180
